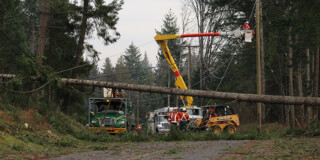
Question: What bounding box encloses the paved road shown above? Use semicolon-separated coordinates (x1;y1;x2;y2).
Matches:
48;140;248;160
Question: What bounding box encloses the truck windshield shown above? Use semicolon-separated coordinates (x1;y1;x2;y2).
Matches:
187;109;202;116
91;100;125;114
158;116;168;122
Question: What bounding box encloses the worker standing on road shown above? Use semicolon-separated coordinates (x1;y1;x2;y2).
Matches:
168;108;180;126
178;108;190;131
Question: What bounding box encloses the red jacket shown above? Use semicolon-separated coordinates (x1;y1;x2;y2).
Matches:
242;23;250;30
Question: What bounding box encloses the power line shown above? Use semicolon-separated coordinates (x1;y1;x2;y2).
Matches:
2;80;51;94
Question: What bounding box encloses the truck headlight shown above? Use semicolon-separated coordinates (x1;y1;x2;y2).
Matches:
119;121;125;124
157;124;163;128
91;120;96;124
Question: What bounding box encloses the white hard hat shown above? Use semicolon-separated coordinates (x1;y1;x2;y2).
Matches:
182;108;186;112
245;21;249;24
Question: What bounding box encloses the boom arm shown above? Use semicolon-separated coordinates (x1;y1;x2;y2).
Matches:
155;33;225;107
155;31;252;107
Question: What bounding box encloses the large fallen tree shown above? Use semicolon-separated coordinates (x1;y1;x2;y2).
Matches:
1;74;320;105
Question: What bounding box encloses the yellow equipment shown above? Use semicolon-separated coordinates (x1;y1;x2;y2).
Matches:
195;105;240;133
155;32;245;132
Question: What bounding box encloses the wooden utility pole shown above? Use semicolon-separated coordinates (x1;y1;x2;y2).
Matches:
256;0;262;132
167;69;170;107
136;92;140;125
180;45;199;89
188;46;192;89
259;0;266;122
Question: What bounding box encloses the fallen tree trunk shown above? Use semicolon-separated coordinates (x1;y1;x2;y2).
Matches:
1;74;320;106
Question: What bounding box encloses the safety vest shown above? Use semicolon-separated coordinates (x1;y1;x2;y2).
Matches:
179;112;189;121
170;113;180;124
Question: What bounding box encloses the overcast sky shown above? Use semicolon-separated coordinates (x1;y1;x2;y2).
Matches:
88;0;183;68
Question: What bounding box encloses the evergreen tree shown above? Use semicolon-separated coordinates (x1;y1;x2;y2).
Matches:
123;43;143;84
101;57;115;82
115;56;131;83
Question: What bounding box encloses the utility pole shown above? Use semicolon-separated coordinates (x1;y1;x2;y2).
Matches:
136;92;140;125
179;45;199;89
256;0;262;132
188;46;192;89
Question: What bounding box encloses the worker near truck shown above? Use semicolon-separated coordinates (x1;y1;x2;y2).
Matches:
178;108;190;131
168;108;180;126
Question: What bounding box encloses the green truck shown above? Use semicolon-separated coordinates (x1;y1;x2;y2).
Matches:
88;97;134;134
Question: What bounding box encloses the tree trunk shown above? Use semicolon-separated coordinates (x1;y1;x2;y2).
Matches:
36;0;49;65
74;0;89;76
306;48;313;121
314;47;319;120
288;28;295;129
297;62;305;128
259;0;266;122
3;74;320;105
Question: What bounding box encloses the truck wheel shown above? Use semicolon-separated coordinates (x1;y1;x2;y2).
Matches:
224;125;236;134
212;125;221;134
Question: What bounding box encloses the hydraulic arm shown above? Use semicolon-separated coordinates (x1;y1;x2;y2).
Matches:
155;30;253;107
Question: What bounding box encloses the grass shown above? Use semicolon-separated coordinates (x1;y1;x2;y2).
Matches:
0;103;319;159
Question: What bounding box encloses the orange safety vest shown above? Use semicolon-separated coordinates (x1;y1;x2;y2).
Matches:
169;113;180;124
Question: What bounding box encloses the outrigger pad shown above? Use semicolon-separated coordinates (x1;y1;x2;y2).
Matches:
244;30;253;43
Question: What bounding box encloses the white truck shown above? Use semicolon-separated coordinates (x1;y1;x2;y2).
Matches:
147;106;203;133
147;107;176;134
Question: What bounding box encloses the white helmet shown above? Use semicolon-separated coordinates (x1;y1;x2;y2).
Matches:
182;108;186;112
245;21;249;24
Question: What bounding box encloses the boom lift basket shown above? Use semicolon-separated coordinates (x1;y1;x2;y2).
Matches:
244;30;253;43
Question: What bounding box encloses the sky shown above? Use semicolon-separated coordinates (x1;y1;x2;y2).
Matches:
88;0;183;69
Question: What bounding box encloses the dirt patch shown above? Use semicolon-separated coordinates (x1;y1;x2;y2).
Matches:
222;137;320;159
47;140;249;160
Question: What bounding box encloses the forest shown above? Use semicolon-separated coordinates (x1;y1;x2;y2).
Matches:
0;0;320;131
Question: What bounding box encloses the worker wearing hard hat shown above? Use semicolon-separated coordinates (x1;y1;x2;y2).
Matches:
242;21;250;30
168;108;180;126
178;107;190;131
209;108;218;118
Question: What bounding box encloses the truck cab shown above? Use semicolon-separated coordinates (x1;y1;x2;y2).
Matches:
88;97;132;134
185;106;203;129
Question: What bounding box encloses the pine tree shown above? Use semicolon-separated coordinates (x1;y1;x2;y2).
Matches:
101;57;115;82
123;43;143;84
115;56;131;83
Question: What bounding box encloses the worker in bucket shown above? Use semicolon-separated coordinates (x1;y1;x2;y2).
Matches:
168;108;180;126
178;107;190;131
242;21;250;30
